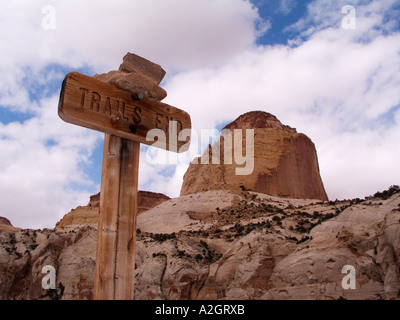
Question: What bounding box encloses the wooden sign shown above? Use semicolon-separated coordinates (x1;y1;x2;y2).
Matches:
58;72;191;152
57;70;192;300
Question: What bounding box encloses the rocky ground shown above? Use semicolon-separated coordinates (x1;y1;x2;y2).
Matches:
1;186;399;300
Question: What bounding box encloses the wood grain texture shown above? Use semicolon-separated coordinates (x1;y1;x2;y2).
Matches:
94;134;140;300
58;72;191;152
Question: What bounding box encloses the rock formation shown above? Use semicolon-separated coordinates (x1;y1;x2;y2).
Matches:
1;186;399;300
137;191;171;215
94;52;167;101
181;111;329;201
55;191;170;229
0;217;19;233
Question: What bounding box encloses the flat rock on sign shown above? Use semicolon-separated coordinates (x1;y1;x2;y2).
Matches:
58;72;191;152
57;59;191;300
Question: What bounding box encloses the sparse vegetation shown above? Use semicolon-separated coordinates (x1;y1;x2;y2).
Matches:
40;282;65;300
195;254;203;261
297;236;311;244
148;232;177;243
1;183;400;300
29;244;38;250
372;185;400;200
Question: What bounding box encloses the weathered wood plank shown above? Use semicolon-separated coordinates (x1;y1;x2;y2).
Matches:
114;136;139;300
94;134;140;300
58;72;191;152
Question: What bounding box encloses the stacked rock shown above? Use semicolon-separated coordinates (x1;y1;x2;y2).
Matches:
94;52;167;101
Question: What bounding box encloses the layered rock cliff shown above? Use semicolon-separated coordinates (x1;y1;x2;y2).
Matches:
181;111;328;201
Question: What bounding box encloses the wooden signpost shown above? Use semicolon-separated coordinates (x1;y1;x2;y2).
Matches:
58;71;191;300
58;72;191;151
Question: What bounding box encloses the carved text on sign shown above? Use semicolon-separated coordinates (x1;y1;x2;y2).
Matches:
78;87;143;125
58;72;191;151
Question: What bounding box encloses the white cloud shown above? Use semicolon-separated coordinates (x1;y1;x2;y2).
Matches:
0;0;399;229
286;0;399;39
0;0;264;73
162;0;400;200
0;0;265;114
278;0;297;15
0;95;102;229
0;0;264;228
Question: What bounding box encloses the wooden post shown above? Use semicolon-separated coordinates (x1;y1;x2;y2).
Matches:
94;133;140;300
58;70;191;300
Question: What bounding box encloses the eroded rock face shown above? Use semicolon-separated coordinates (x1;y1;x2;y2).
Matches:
181;111;328;201
0;226;96;300
55;206;99;230
138;190;400;300
1;188;399;300
137;191;171;215
0;217;19;233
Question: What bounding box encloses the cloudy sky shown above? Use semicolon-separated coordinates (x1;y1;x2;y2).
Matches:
1;0;399;229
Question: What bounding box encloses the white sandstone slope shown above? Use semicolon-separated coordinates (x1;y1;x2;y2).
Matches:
0;187;399;300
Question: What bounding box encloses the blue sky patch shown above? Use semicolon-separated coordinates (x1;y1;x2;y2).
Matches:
251;0;312;45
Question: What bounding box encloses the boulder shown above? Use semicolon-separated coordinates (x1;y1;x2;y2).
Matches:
94;52;167;101
118;52;166;84
94;70;167;101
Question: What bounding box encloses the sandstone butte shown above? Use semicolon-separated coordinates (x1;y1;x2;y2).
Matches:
181;111;329;202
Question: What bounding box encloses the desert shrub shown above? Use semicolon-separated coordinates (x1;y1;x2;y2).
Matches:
233;223;244;237
195;254;203;261
350;198;363;205
297;236;310;244
152;233;176;243
313;211;321;218
29;244;38;250
296;225;307;233
246;225;255;234
40;283;65;300
373;185;400;200
322;213;335;221
200;240;209;249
